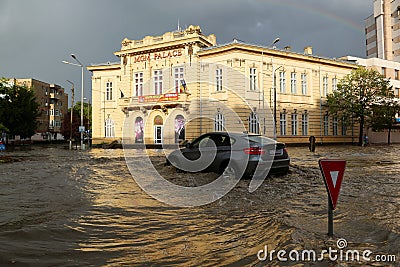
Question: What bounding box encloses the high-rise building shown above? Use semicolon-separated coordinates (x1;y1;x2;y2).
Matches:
365;0;400;61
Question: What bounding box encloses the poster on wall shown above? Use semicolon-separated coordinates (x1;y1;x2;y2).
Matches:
135;117;144;143
175;115;185;143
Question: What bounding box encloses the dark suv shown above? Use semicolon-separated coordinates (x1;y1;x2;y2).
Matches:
166;132;290;179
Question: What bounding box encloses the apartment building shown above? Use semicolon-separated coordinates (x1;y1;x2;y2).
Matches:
13;78;68;141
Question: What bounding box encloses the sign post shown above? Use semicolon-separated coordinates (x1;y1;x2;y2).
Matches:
319;159;346;237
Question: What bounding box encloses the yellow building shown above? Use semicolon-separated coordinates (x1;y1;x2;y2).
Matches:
88;25;357;145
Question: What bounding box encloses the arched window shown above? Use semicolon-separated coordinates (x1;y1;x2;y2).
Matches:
135;117;144;143
175;115;185;143
249;112;260;134
105;118;115;138
214;113;225;132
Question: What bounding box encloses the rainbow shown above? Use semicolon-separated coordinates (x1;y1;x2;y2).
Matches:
267;0;364;34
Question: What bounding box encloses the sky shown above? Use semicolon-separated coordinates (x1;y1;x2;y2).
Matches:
0;0;370;106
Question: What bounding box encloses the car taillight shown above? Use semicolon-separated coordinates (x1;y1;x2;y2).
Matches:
243;147;265;155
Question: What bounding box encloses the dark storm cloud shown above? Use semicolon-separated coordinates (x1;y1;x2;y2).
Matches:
0;0;370;101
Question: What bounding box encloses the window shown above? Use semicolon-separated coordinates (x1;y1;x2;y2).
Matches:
332;77;338;91
291;113;298;135
50;109;54;116
395;70;399;80
106;81;113;100
280;112;287;136
279;71;286;93
323;76;328;97
250;68;257;91
214;112;224;131
49;120;54;127
301;73;307;95
105;118;115;138
216;68;223;91
381;67;386;76
341;117;347;136
395;88;400;97
55;109;59;116
134;72;143;96
302;113;308;136
290;72;297;94
333;117;338;136
249;112;260;134
154;70;163;95
174;67;184;93
324;115;329;136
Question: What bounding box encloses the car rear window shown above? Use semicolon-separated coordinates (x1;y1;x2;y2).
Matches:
245;135;276;145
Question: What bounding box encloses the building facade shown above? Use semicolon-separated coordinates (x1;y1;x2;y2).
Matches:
88;26;357;145
365;0;400;61
12;78;68;141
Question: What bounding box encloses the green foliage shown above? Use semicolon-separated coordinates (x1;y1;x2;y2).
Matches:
369;98;400;144
62;101;91;139
71;101;91;123
326;67;393;145
0;78;40;138
370;100;399;130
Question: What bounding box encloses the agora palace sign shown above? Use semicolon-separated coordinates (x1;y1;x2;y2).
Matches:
133;49;183;63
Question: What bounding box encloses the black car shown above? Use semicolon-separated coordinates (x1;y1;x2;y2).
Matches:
166;132;290;179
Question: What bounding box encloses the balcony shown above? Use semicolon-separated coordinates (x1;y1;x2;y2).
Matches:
119;92;192;113
49;93;59;100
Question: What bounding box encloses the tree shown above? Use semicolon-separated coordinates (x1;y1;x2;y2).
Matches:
369;98;400;145
327;67;392;146
61;102;91;140
72;101;91;128
0;78;40;139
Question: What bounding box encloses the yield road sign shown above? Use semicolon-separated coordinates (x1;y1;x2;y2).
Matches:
319;159;346;210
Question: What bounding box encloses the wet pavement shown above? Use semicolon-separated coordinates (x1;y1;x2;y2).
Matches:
0;144;399;266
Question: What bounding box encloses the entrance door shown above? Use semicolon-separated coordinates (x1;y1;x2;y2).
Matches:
154;125;163;144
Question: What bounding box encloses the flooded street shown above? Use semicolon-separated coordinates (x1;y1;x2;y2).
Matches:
0;144;399;266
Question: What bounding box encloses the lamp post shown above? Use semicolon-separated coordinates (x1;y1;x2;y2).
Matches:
83;97;91;148
273;65;283;140
62;54;85;150
260;37;280;136
66;80;74;150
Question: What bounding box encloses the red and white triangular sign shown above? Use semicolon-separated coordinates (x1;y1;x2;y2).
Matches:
319;159;346;210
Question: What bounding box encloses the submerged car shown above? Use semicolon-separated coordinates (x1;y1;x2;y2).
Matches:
166;132;290;179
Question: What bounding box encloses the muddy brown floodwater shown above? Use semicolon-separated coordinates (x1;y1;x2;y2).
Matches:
0;144;399;266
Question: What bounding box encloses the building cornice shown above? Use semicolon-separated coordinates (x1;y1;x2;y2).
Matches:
198;42;357;69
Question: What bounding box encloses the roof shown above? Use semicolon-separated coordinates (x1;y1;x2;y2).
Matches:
198;41;357;68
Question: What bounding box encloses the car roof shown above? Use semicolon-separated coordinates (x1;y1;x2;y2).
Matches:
203;132;284;144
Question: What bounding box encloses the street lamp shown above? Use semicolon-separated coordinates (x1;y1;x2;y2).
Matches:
66;80;74;150
62;54;85;150
83;97;91;148
260;37;280;136
272;38;280;49
273;65;284;140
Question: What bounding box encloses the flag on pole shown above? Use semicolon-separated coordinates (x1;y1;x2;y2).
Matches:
180;79;187;93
